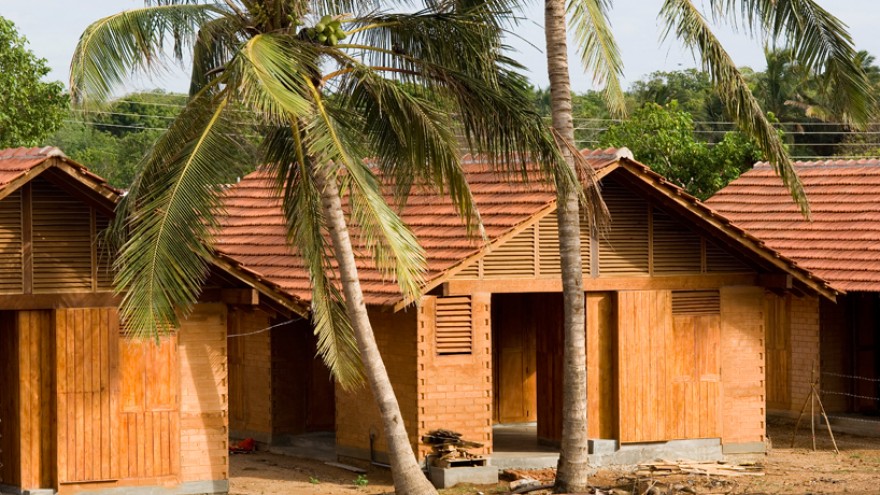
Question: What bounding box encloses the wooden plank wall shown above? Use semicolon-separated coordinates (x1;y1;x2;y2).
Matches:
18;311;56;489
720;287;767;445
55;308;117;484
765;293;791;411
617;291;722;443
587;293;618;439
0;311;21;487
227;308;272;442
178;303;228;483
118;335;180;480
617;291;672;442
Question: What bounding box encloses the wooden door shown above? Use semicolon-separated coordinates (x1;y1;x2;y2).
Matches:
493;294;537;424
765;294;791;410
55;308;120;484
618;290;721;443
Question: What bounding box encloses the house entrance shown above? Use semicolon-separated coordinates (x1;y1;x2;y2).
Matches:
491;293;563;436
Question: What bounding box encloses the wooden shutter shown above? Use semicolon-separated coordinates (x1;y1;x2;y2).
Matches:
0;190;23;293
31;178;92;292
536;211;592;277
652;208;702;273
435;296;473;355
672;290;721;315
482;226;536;278
599;179;649;275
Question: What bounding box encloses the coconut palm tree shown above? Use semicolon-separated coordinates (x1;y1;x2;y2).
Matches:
69;1;578;494
540;0;872;492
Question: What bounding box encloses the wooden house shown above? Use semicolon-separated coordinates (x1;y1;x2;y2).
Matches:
216;148;835;466
709;158;880;419
0;147;296;495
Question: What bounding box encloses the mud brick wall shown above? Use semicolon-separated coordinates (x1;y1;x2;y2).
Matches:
416;294;493;460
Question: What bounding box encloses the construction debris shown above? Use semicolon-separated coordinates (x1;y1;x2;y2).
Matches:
635;460;764;478
421;429;486;468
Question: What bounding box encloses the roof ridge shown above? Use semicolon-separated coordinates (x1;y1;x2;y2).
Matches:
754;158;880;169
0;146;67;160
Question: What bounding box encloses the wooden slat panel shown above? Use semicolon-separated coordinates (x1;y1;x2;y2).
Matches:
672;290;721;315
706;240;750;273
95;214;114;291
435;296;473;355
0;191;23;293
56;307;119;484
618;290;722;442
536;211;591;277
765;293;791;410
482;226;536;278
31;179;92;293
652;207;701;274
599;179;649;275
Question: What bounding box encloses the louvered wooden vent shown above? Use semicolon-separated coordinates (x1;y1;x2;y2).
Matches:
599;179;649;275
95;213;115;290
652;208;702;273
31;178;93;292
672;290;721;315
705;240;749;272
435;296;473;355
0;190;23;293
483;225;536;278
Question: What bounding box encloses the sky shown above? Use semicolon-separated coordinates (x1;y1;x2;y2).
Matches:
4;0;880;94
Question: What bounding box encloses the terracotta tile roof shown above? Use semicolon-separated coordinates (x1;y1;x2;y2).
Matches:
0;146;122;197
707;158;880;292
214;149;625;306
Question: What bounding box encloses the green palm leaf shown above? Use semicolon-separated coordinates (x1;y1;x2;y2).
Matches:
70;4;220;104
661;0;809;215
567;0;627;117
115;90;251;338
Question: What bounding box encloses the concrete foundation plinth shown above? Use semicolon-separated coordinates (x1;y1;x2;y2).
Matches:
428;465;499;489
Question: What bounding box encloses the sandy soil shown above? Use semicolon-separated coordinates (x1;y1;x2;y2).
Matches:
229;421;880;495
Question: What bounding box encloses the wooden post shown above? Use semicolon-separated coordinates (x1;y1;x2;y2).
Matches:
810;364;816;451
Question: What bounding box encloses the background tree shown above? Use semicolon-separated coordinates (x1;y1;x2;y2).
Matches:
599;102;761;198
71;2;573;494
0;16;66;148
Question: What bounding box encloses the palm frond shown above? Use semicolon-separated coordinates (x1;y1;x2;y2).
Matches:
229;34;317;124
661;0;809;216
70;4;221;105
190;14;246;96
262;125;364;388
567;0;627;117
712;0;874;126
329;62;482;233
115;90;251;339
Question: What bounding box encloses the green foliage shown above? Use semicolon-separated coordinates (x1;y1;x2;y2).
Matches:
47;91;204;188
353;474;369;487
599;103;762;199
0;16;67;148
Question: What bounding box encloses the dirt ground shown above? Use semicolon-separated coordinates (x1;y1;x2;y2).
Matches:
229;420;880;495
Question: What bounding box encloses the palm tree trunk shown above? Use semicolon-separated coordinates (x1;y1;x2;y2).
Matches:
545;0;591;492
313;165;438;495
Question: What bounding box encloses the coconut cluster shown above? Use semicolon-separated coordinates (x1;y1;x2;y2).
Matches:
302;15;346;46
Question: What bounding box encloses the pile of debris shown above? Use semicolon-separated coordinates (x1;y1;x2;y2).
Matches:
421;429;486;468
636;460;764;478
